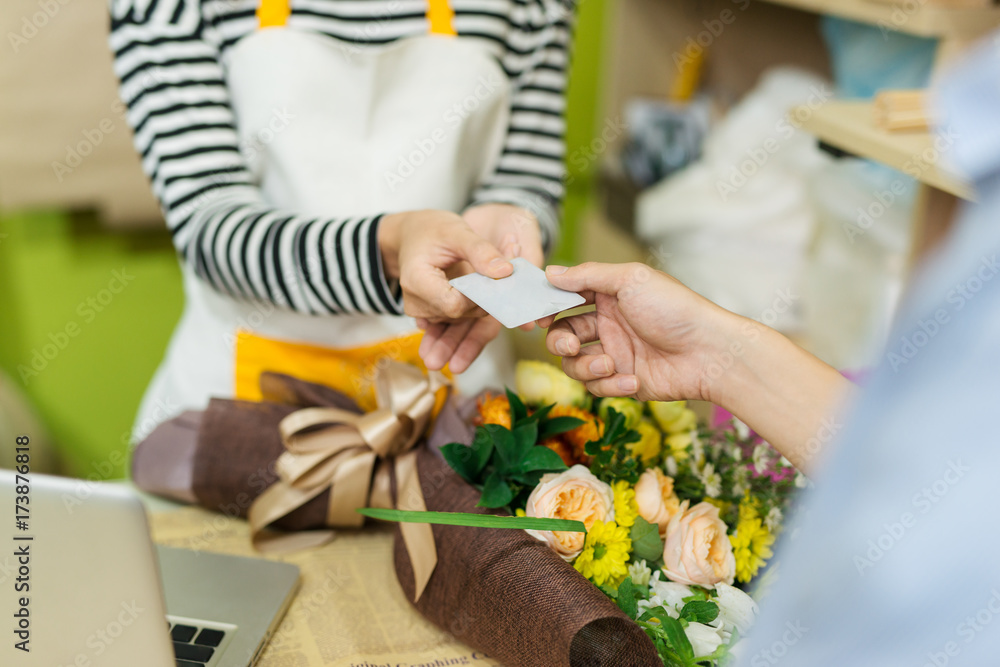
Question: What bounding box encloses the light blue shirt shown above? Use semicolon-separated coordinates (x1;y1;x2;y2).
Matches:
739;35;1000;666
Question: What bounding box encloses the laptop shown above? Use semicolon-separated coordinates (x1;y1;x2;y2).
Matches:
0;470;300;667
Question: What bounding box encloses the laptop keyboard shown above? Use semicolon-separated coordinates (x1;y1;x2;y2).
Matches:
169;620;226;667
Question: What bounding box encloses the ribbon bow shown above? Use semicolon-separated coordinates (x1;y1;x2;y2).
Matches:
247;361;446;600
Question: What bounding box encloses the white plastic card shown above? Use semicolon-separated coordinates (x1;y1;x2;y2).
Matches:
448;257;586;329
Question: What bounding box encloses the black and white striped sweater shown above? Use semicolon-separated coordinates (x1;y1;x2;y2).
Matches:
109;0;572;315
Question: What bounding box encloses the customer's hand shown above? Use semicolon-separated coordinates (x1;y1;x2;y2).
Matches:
539;262;738;403
541;262;853;476
379;209;515;373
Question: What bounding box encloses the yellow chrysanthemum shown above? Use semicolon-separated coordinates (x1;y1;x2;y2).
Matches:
612;480;639;528
627;420;663;463
730;515;775;583
573;521;631;586
703;497;732;516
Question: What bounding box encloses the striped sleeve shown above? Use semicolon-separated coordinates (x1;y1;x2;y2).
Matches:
465;0;574;251
108;0;403;316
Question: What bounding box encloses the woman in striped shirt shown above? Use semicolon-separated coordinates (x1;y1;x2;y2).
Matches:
108;0;574;429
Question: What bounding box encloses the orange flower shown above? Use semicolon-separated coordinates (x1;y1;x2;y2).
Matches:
549;405;603;462
476;394;511;429
542;438;576;467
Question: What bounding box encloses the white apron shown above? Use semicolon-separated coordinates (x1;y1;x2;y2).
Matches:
133;6;515;437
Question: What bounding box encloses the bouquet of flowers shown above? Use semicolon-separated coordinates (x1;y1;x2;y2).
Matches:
428;360;804;666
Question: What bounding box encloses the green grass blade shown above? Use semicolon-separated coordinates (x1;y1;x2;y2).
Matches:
357;508;586;533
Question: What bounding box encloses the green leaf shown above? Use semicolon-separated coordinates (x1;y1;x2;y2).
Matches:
506;388;527;424
616;576;638;620
630;516;665;562
529;402;555;424
478;471;515;508
469;428;493;475
484;424;517;470
511;446;567;474
679;600;719;625
508;470;546;487
441;443;477;483
538;415;585;440
659;616;694;662
510;421;539;464
357;508;586;532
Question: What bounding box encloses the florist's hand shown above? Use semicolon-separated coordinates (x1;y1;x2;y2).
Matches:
538;262;742;403
462;203;545;271
414;204;546;373
379;209;513;374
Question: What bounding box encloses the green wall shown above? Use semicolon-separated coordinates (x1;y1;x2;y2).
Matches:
0;0;608;478
0;212;183;477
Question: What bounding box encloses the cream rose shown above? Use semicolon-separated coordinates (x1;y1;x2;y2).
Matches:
634;468;681;534
525;465;614;560
662;501;736;587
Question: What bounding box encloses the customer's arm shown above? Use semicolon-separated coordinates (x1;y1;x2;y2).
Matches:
539;262;851;475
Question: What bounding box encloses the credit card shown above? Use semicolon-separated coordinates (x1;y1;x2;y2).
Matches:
449;257;586;328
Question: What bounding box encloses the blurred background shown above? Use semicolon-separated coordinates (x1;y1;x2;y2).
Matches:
2;0;995;478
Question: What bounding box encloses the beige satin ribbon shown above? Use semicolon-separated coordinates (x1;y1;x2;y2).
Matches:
247;361;446;600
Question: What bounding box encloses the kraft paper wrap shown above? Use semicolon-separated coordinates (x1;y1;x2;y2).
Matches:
133;373;659;666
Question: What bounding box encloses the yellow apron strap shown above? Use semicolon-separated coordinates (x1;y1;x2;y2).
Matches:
257;0;454;36
426;0;457;36
257;0;290;28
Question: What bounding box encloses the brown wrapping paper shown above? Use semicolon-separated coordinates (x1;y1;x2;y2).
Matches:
133;373;659;666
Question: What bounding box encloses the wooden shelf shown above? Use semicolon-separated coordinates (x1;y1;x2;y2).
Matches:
793;100;974;199
758;0;1000;38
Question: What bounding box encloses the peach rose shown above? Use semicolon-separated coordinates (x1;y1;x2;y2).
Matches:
634;468;681;534
525;465;614;560
662;501;736;587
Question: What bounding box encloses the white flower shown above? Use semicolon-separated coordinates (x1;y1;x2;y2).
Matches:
685;622;725;658
664;455;678;477
627;559;652;588
700;462;722;498
733;418;750;440
752;444;770;474
690;432;705;465
764;506;783;533
638;571;692;618
714;582;759;637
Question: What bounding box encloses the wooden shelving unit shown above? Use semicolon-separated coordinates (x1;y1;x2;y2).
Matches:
758;0;1000;38
792;100;974;199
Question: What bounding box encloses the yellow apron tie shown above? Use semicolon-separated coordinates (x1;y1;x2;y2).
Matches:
426;0;457;36
257;0;290;28
256;0;455;35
